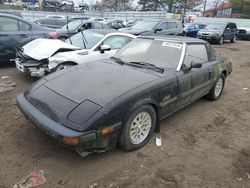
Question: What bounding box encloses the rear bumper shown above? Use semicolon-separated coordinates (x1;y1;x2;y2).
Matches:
16;93;121;154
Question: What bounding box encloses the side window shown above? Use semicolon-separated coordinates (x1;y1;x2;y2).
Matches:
157;22;168;30
182;44;208;68
102;36;131;50
56;20;66;27
93;22;102;29
167;22;177;29
194;24;199;29
0;17;18;32
19;21;31;31
82;23;92;29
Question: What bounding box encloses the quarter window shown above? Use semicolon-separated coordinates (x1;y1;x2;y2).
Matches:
183;44;208;68
19;21;31;31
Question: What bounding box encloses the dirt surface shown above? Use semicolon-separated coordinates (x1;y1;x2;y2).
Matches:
0;41;250;188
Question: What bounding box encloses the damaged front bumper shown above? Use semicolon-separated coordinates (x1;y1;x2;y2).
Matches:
15;50;51;78
15;58;50;78
16;93;121;156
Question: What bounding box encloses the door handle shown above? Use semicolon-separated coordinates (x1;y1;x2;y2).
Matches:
19;34;29;38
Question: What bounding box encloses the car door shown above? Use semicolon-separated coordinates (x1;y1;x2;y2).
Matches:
0;16;32;61
223;23;231;40
89;35;133;61
175;44;212;109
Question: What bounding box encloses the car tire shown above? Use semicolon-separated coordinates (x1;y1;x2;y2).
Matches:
55;63;75;72
119;105;156;151
58;36;67;41
231;35;236;43
218;36;224;45
206;73;225;101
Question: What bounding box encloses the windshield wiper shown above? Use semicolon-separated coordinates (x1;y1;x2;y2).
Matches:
110;57;125;65
128;61;164;73
80;30;87;49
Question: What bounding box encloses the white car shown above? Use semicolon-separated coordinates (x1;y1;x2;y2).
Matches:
15;30;136;77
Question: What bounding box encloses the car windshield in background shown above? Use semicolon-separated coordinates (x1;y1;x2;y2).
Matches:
205;23;225;30
114;39;182;69
65;30;104;49
132;20;159;30
61;20;81;30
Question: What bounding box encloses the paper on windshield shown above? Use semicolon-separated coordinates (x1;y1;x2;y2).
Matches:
161;42;182;49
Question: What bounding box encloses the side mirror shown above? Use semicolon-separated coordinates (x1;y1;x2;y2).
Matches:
155;28;162;33
182;62;202;71
100;44;111;53
191;62;202;69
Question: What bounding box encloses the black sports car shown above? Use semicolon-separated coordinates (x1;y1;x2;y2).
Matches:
17;36;232;156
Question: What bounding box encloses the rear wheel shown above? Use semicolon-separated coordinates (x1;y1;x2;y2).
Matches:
206;73;225;100
218;36;224;45
119;105;156;151
231;35;236;43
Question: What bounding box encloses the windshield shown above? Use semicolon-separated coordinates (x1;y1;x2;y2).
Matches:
65;30;104;49
132;20;159;30
205;23;225;30
61;20;82;30
114;39;182;69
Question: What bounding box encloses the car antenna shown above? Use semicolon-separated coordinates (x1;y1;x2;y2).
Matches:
66;16;72;45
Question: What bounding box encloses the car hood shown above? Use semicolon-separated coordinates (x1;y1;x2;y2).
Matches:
22;38;81;60
198;29;221;34
120;28;150;35
238;27;250;31
44;60;161;106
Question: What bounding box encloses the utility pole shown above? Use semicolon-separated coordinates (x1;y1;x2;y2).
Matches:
203;0;207;17
184;0;187;14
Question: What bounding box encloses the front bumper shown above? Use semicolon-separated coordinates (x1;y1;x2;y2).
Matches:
237;33;250;40
15;58;48;78
16;93;121;155
197;34;220;42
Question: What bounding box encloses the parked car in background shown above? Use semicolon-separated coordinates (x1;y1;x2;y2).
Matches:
56;20;111;40
46;15;66;19
119;19;183;36
107;20;125;30
197;22;237;45
34;18;67;29
16;36;232;155
183;23;201;37
89;17;107;22
15;30;135;77
126;19;143;27
0;10;22;17
237;22;250;40
70;16;89;20
0;13;56;63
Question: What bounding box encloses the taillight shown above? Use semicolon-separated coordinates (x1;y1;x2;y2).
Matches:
49;32;58;39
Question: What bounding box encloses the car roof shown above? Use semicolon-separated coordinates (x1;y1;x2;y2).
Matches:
0;12;22;19
138;35;207;44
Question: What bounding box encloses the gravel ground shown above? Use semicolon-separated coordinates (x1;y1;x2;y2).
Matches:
0;41;249;188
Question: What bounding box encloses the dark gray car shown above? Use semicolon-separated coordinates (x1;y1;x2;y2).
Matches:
197;22;237;45
0;13;56;63
56;20;112;41
119;19;183;36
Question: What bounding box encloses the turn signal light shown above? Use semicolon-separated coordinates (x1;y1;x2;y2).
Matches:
100;127;114;135
63;137;80;144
